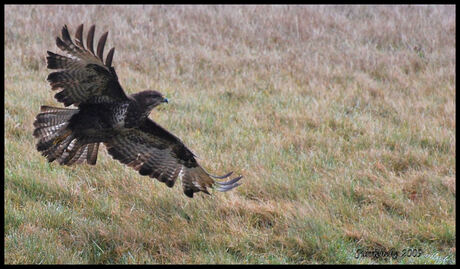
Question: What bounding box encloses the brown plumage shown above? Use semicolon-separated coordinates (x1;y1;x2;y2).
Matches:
33;24;242;198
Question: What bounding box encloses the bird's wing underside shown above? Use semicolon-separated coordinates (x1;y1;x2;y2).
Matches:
47;24;128;107
104;118;242;198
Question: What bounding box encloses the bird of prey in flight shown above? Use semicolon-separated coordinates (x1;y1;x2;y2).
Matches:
33;24;242;198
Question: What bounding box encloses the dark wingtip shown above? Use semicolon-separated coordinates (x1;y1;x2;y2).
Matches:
87;25;96;54
56;37;65;49
184;188;194;198
105;47;115;67
97;31;109;61
75;24;85;49
61;24;72;43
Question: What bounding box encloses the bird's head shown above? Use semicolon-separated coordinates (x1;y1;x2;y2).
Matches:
132;90;168;112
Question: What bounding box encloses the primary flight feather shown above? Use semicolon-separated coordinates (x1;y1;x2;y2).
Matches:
33;24;242;198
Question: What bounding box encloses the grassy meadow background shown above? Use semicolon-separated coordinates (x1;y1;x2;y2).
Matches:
4;5;455;264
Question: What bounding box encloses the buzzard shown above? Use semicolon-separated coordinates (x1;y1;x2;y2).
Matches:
33;24;242;198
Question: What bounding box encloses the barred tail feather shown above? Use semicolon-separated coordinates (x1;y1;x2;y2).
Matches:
33;106;99;166
86;143;100;165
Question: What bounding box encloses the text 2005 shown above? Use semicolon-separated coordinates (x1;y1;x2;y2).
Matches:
400;248;423;258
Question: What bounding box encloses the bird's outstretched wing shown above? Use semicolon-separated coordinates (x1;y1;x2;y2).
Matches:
47;24;128;106
104;119;242;198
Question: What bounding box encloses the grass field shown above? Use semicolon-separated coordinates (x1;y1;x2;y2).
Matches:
4;5;455;264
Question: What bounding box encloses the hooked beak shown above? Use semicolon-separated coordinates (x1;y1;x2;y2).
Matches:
162;97;169;103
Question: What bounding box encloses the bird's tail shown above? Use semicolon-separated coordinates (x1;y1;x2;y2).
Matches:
33;106;100;165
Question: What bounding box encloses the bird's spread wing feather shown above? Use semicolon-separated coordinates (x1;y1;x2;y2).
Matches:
104;119;242;197
47;24;128;107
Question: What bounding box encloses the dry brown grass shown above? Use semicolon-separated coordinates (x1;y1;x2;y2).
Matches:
5;5;455;264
